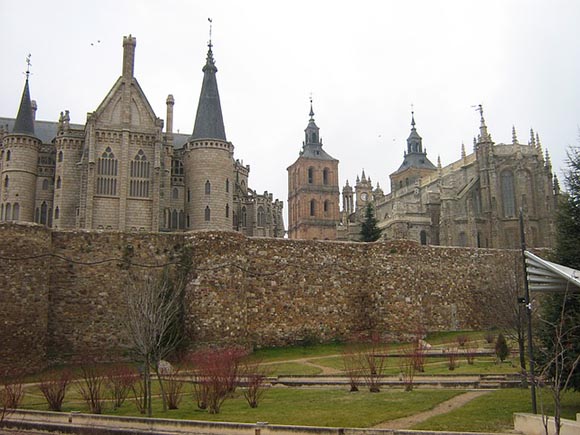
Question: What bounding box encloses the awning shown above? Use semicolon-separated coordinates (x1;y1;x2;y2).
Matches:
524;251;580;293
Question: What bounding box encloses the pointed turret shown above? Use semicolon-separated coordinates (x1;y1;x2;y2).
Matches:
461;142;466;159
512;126;518;144
190;42;226;141
407;111;423;153
304;98;320;145
529;128;536;147
13;77;35;136
477;105;491;143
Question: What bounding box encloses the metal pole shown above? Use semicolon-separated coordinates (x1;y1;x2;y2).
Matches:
519;208;537;414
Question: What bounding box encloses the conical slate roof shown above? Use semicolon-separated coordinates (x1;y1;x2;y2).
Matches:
12;78;35;135
190;44;226;141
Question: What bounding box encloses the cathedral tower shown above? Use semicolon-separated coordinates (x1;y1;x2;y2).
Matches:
1;71;41;223
287;101;339;239
183;41;234;230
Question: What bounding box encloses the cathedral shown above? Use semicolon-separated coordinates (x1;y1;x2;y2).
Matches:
0;36;284;236
288;107;559;249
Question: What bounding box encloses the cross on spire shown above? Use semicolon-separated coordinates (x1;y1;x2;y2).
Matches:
208;18;213;48
25;53;32;79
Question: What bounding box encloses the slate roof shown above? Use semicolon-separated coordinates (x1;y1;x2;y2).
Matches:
12;79;36;136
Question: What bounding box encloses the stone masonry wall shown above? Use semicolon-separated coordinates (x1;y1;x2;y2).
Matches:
0;223;522;373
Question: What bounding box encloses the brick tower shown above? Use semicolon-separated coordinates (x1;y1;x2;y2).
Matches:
287;101;340;239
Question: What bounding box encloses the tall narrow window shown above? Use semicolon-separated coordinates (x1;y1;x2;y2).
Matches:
172;188;179;200
6;150;10;161
179;210;185;229
501;171;516;217
226;178;229;193
96;147;118;196
12;203;19;221
310;199;316;216
58;151;63;162
225;203;229;218
257;206;265;227
42;179;49;190
205;180;211;195
40;201;48;225
129;149;150;198
4;176;8;188
308;167;314;184
171;209;178;229
5;203;11;221
55;207;60;220
420;230;427;245
205;206;211;221
323;168;329;185
241;206;247;227
56;177;61;189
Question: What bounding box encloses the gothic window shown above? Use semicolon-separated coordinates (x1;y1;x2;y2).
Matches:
56;177;61;189
308;167;314;184
179;210;185;229
472;188;482;215
225;203;229;218
172;188;179;200
205;180;211;195
323;168;329;185
5;203;11;221
35;207;39;223
0;204;3;221
129;149;150;198
96;147;118;196
186;214;190;228
226;178;229;193
42;179;49;190
257;206;265;227
241;206;247;227
5;150;10;161
233;211;238;228
171;209;178;229
501;171;516;217
187;189;191;202
420;230;427;245
58;151;63;162
40;201;48;225
12;203;19;221
4;176;8;188
55;207;59;220
310;199;316;216
324;200;329;213
205;206;211;221
171;159;184;176
458;231;467;247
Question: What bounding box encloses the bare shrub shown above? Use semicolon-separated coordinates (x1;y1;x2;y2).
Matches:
131;374;147;415
77;362;106;414
456;334;469;347
105;365;138;409
484;330;495;344
39;370;71;412
342;345;363;392
446;348;459;371
163;368;184;410
241;360;269;408
1;370;25;410
360;343;386;393
190;347;247;414
465;346;476;365
399;346;416;392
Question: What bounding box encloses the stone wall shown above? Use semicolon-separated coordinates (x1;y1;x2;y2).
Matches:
0;223;523;373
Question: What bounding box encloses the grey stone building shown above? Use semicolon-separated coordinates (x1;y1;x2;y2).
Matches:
0;36;284;237
338;108;559;248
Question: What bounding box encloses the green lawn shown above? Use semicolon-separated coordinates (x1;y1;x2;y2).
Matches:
412;388;580;433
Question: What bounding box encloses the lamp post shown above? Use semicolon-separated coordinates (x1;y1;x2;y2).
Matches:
519;208;537;414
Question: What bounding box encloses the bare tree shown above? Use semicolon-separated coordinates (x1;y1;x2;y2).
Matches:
123;274;184;416
38;370;71;412
77;361;106;414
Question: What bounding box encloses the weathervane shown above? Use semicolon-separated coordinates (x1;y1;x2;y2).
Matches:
25;53;32;79
208;17;213;48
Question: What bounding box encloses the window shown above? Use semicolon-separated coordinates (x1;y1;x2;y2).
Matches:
40;201;48;225
205;180;211;195
187;189;191;202
420;230;427;245
323;168;329;185
5;203;11;221
6;150;10;161
257;206;265;227
96;147;118;196
310;199;316;216
458;232;467;247
225;203;229;218
58;151;63;162
172;188;179;200
42;179;49;190
54;207;60;220
171;209;178;229
324;200;329;213
0;204;3;221
226;178;229;193
4;176;8;188
205;206;211;221
56;177;61;189
241;206;247;227
171;159;184;176
12;203;19;221
308;167;314;184
501;171;516;217
129;149;150;198
179;210;185;229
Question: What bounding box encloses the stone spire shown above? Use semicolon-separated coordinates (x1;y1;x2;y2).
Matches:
13;56;35;135
406;111;423;153
461;142;466;159
477;105;491;143
512;126;518;144
304;97;320;145
190;40;227;141
529;128;536;146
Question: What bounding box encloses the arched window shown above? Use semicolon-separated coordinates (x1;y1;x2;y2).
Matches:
308;167;314;184
171;209;178;229
241;206;247;227
54;207;60;220
420;230;427;245
56;177;61;189
4;176;8;188
501;171;516;217
179;210;185;229
12;203;19;221
257;206;265;227
5;203;11;221
58;151;63;162
205;206;211;221
172;188;179;200
129;149;150;198
5;150;10;161
225;203;229;218
96;147;118;196
205;180;211;195
310;199;316;216
42;179;49;190
0;203;3;221
324;200;329;213
226;179;229;193
40;202;48;225
323;168;329;185
187;189;191;202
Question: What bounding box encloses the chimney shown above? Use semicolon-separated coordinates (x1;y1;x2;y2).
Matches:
122;35;137;78
31;100;37;120
166;94;175;134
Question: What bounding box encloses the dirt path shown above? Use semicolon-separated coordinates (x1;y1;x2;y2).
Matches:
372;390;491;429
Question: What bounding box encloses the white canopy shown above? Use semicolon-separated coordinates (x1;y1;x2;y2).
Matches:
524;251;580;293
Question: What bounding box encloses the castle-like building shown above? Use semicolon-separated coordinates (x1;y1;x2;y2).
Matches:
288;107;559;248
0;36;284;236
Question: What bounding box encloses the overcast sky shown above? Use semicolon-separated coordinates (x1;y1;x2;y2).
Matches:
1;0;578;225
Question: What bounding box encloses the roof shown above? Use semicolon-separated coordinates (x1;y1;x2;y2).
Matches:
300;143;338;161
0;117;84;144
12;79;36;136
392;152;437;175
524;251;580;293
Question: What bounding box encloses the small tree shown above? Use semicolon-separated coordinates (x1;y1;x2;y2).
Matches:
342;345;363;392
39;370;71;412
360;204;382;242
241;360;269;408
105;365;138;409
163;369;184;410
77;361;106;414
495;333;509;362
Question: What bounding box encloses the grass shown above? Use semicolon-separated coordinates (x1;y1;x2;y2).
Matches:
412;388;580;433
265;362;323;376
